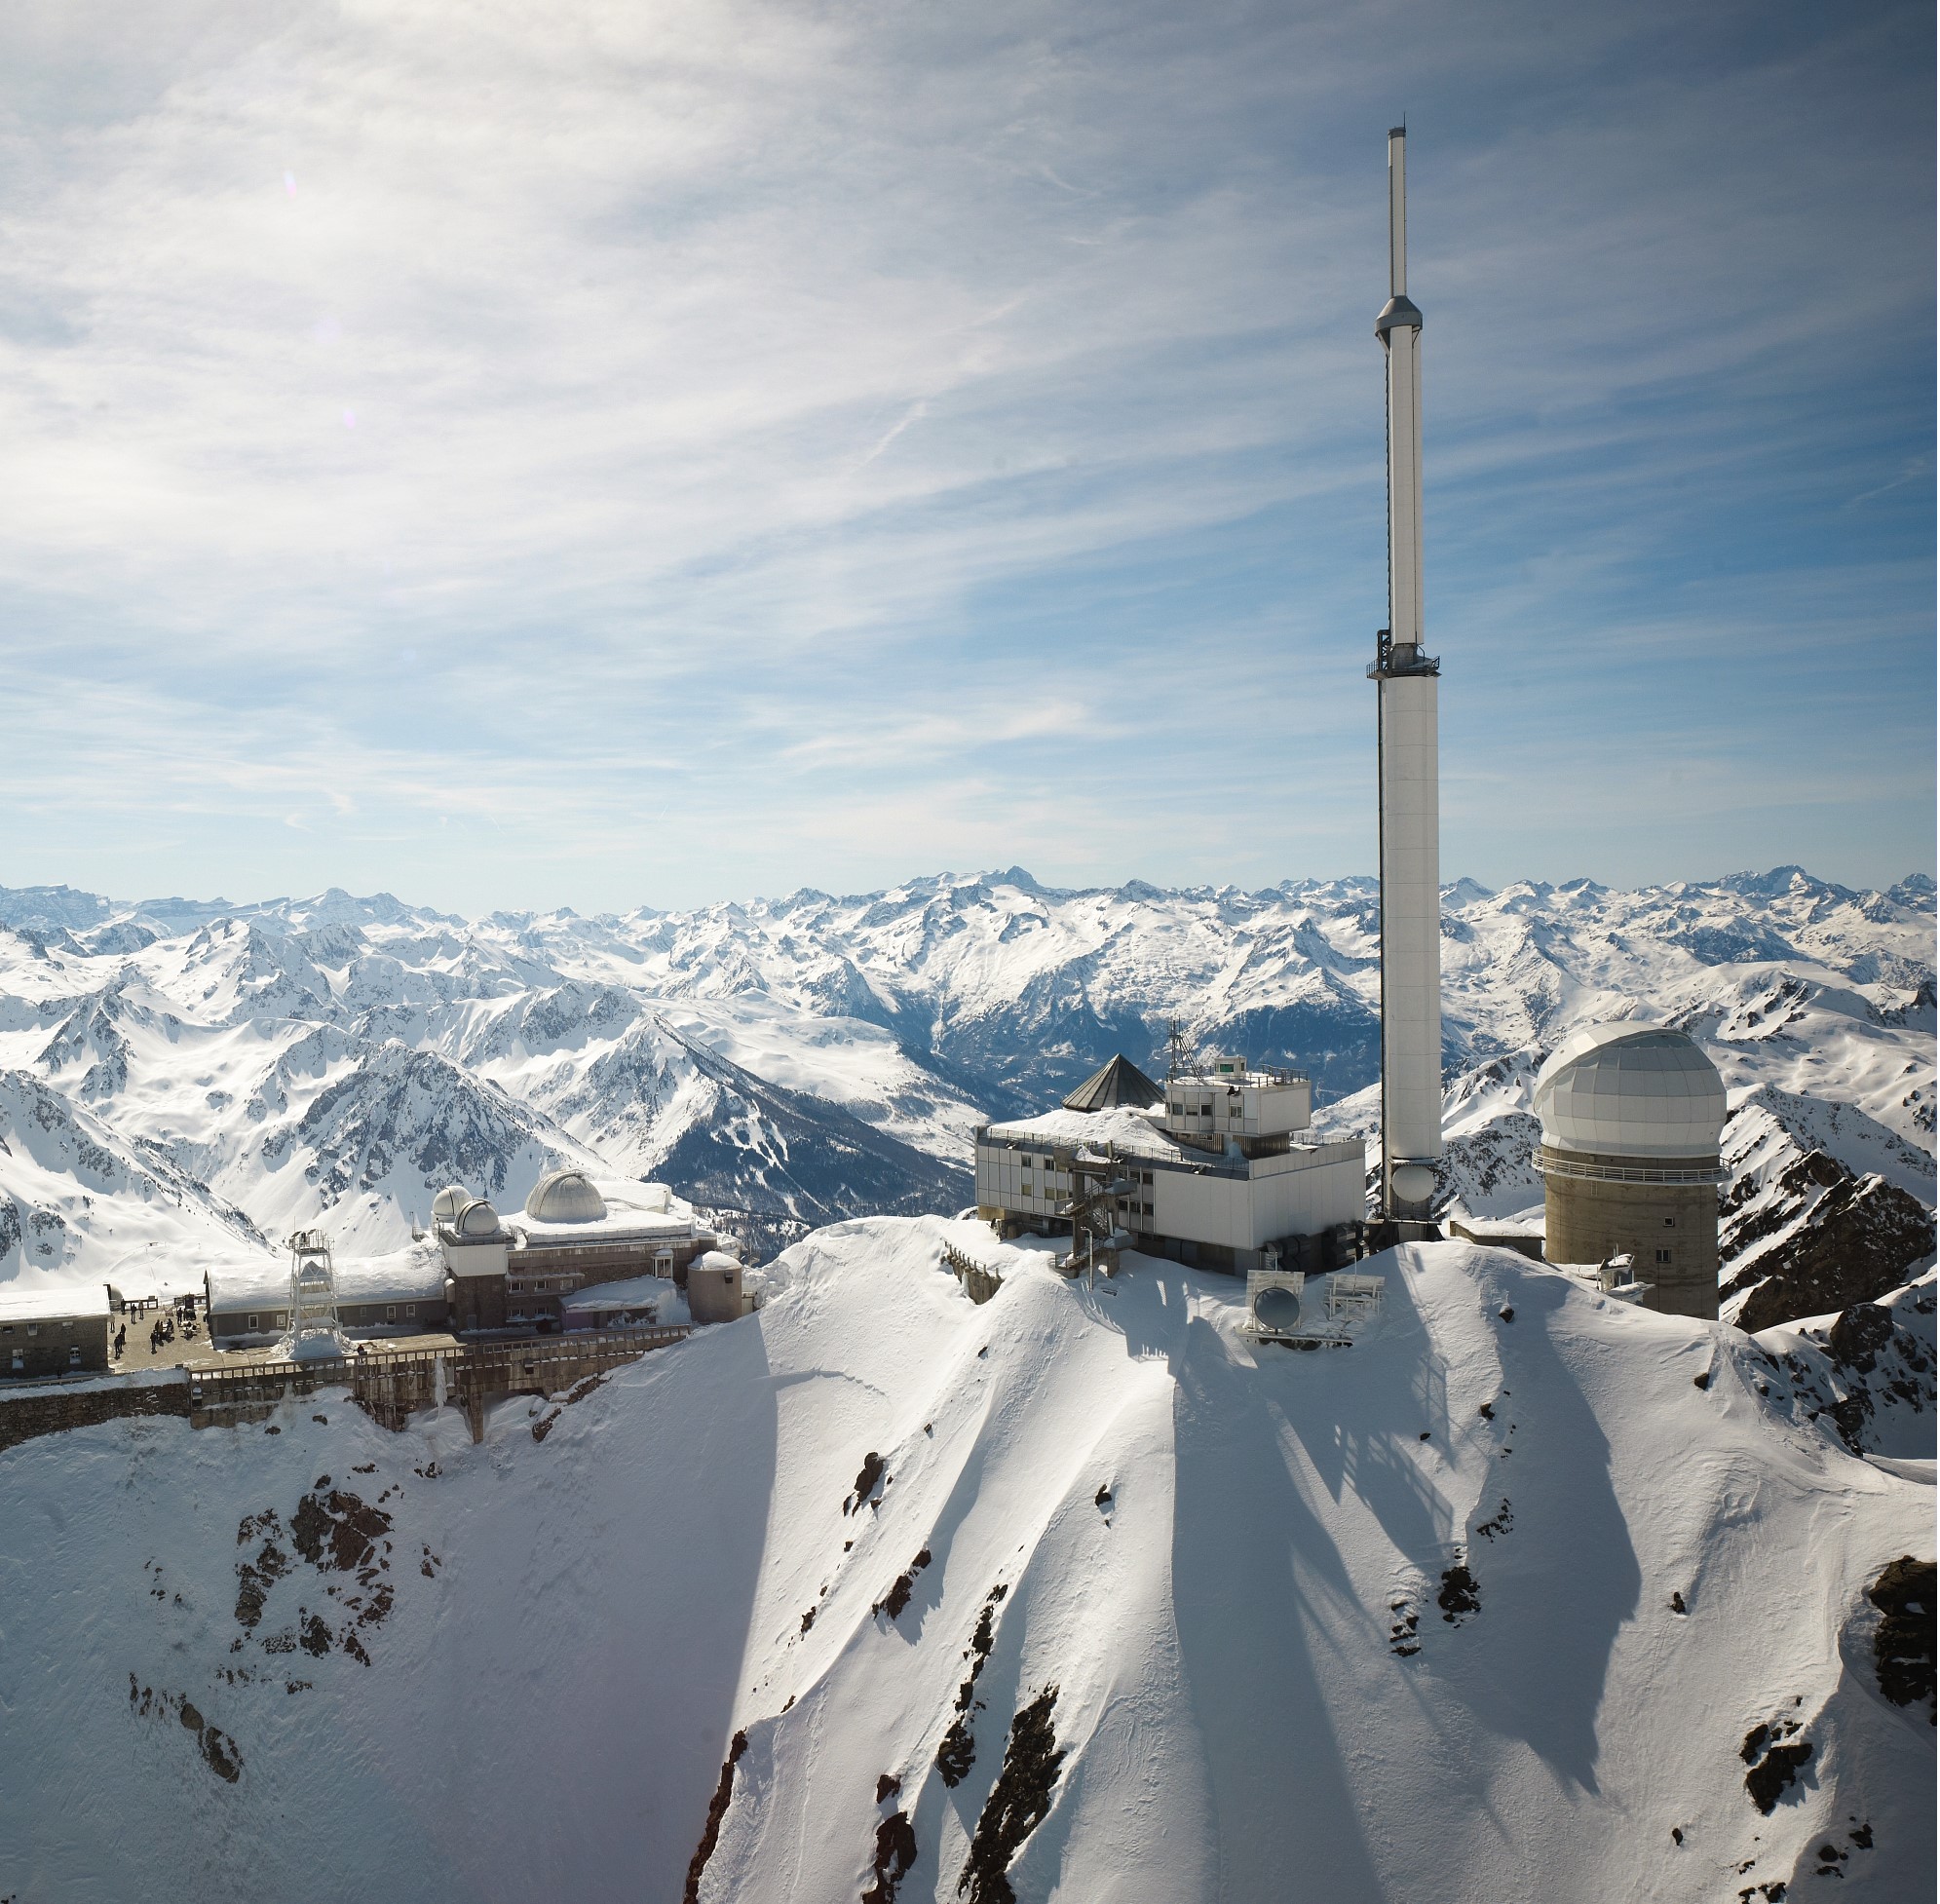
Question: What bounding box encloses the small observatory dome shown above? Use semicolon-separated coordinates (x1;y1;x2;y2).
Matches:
455;1198;503;1238
431;1184;468;1226
1535;1023;1726;1160
524;1169;608;1224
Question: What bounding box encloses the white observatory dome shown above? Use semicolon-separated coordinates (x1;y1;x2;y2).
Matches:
524;1169;608;1224
455;1198;503;1238
431;1184;468;1225
1534;1023;1726;1161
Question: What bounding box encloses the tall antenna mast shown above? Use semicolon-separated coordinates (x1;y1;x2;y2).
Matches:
1369;125;1444;1228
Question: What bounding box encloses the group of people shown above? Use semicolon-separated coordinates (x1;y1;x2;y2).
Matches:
111;1294;201;1360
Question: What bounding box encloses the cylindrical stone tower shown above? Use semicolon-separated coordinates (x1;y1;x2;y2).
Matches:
1534;1024;1728;1318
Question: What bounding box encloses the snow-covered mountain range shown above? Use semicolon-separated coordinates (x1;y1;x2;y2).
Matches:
0;866;1931;1325
2;1221;1932;1902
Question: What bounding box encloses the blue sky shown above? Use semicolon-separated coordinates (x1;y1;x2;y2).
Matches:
0;0;1932;914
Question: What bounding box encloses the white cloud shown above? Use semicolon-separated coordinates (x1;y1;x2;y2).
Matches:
0;0;1930;909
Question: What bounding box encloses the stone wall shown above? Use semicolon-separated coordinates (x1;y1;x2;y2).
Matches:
1544;1167;1720;1318
0;1376;190;1456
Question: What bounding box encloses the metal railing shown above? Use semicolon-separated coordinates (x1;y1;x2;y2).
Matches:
1534;1151;1724;1187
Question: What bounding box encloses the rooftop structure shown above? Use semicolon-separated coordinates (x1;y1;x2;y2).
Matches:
1159;1055;1314;1155
524;1168;607;1224
1062;1055;1164;1114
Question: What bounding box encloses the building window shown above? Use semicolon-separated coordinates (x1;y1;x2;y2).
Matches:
1655;1249;1672;1265
386;1306;397;1321
247;1314;258;1331
405;1304;416;1318
1662;1217;1675;1227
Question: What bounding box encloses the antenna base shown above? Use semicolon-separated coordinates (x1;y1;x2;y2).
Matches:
1375;293;1423;338
1368;629;1439;679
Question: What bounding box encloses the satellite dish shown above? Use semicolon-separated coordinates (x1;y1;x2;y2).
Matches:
1391;1162;1436;1205
1254;1283;1303;1332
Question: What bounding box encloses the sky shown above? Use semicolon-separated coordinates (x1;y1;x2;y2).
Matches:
0;0;1932;916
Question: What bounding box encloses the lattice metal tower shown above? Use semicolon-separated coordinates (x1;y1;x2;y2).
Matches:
282;1229;349;1360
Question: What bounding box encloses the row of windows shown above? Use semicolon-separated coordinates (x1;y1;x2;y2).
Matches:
10;1347;86;1368
236;1303;420;1330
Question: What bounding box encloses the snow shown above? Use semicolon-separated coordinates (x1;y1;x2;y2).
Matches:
205;1242;446;1313
1;1218;1930;1902
558;1273;686;1325
982;1105;1186;1161
0;1282;107;1321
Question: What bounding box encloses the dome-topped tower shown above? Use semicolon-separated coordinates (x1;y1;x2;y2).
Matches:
1535;1023;1727;1318
1535;1023;1727;1160
524;1169;608;1224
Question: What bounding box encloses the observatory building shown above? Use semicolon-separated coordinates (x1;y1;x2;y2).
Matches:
1533;1024;1728;1318
973;1053;1365;1276
434;1170;729;1332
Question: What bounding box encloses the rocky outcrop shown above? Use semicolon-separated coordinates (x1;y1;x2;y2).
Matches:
1727;1170;1933;1332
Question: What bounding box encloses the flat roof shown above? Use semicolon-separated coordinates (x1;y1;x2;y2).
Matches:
507;1208;701;1248
983;1106;1186;1162
0;1284;110;1323
982;1107;1358;1176
207;1245;446;1312
559;1274;675;1314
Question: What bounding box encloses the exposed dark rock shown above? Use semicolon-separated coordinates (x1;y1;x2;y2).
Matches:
1744;1740;1812;1814
846;1453;887;1515
1729;1170;1935;1333
874;1549;932;1622
936;1716;976;1787
234;1542;290;1630
290;1488;392;1574
1438;1561;1480;1623
958;1686;1065;1904
861;1809;919;1904
1865;1555;1935;1718
1741;1715;1812;1813
684;1730;748;1904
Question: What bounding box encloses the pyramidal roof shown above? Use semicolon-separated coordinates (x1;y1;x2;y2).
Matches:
1061;1053;1163;1114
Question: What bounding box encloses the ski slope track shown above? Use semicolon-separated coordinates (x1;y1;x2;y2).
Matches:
1;1222;1932;1903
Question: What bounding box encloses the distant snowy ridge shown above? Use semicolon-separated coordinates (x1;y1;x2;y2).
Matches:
0;867;1930;1323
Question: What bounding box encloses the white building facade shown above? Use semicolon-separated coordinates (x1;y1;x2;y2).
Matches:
974;1057;1365;1276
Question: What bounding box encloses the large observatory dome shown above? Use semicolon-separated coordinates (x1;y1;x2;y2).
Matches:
1534;1024;1726;1161
431;1184;468;1226
524;1169;608;1224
